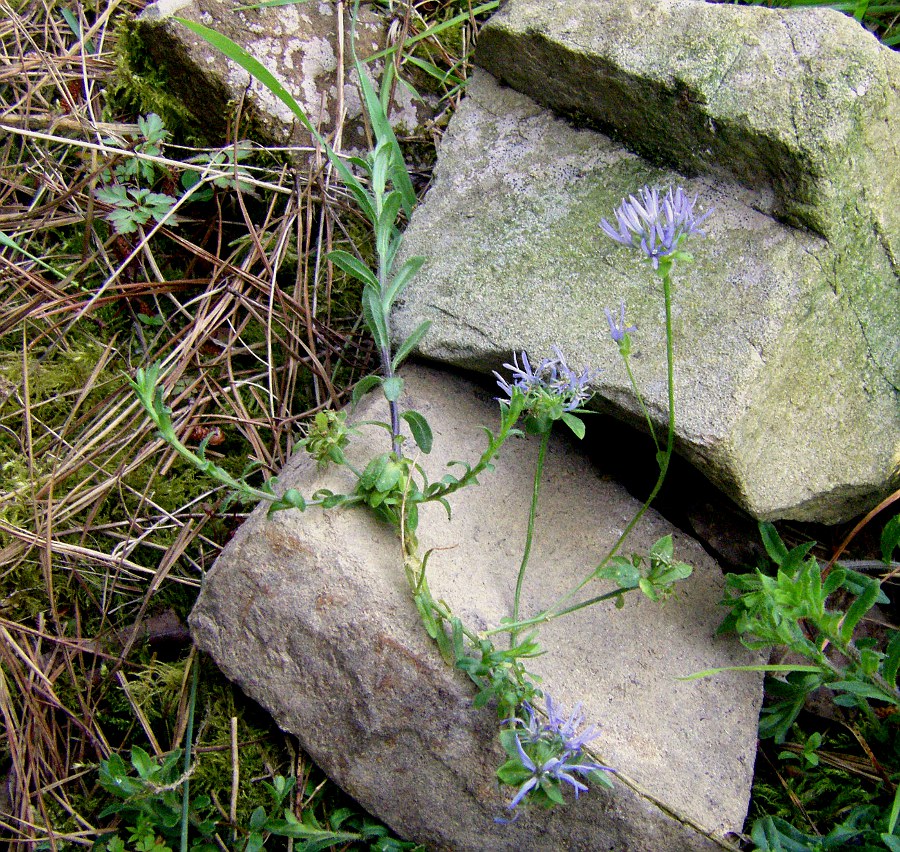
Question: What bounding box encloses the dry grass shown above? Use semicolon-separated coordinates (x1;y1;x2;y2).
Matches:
0;0;495;846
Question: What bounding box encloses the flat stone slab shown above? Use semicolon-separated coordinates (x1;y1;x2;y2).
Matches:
190;364;763;850
392;65;900;524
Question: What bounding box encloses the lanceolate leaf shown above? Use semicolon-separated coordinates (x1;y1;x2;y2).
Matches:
351;374;382;406
401;410;433;453
351;39;416;217
839;576;880;642
361;284;388;350
383;256;426;311
376;191;403;260
174;17;375;222
392;320;431;371
759;521;789;566
883;630;900;687
327;250;378;288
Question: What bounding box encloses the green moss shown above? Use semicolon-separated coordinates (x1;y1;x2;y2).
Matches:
105;18;223;145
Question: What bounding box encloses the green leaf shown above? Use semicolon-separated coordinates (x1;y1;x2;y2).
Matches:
401;410;433;453
496;757;532;786
677;664;822;681
759;521;789;566
376;191;403;260
374;461;402;493
595;557;640;589
130;746;155;779
650;534;674;563
392;320;431;371
382;376;404;402
327;250;378;288
249;806;268;831
882;514;900;563
560;412;586;439
839;576;880;642
174;17;375;222
359;454;390;490
383;255;425;311
888;777;900;834
351;374;382;406
883;629;900;687
829;679;896;701
351;46;416;217
361;285;389;350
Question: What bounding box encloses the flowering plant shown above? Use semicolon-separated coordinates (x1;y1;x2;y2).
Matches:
128;6;713;821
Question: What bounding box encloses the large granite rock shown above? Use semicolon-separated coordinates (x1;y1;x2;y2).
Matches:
190;364;763;850
135;0;435;151
392;0;900;525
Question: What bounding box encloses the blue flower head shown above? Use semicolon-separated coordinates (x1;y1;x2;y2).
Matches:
604;301;636;345
599;186;711;269
501;694;613;816
494;347;596;417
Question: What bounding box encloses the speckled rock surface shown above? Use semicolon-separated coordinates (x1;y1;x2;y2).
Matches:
135;0;435;152
190;364;763;851
392;7;900;523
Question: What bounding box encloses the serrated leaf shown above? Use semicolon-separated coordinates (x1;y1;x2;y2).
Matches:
401;410;432;453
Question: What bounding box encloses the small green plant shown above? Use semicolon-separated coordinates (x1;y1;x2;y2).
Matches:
95;112;179;235
689;514;900;850
94;184;179;235
180;141;257;201
104;113;171;185
96;749;417;851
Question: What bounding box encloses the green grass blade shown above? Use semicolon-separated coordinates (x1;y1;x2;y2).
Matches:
0;232;67;278
365;1;500;63
173;17;376;222
677;664;822;681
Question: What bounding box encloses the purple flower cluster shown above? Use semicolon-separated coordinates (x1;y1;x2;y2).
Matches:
599;185;711;269
505;696;613;812
494;347;595;413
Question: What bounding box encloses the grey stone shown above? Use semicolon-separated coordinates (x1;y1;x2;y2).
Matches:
135;0;435;152
392;59;900;524
190;364;763;851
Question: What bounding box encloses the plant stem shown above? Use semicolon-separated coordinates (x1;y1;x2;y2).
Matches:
509;429;550;648
511;430;549;649
623;355;660;456
181;651;199;852
487;270;678;636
